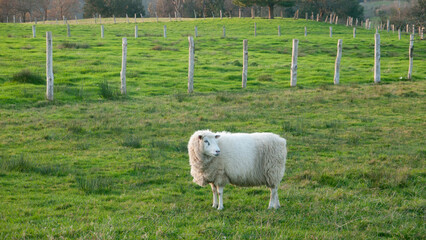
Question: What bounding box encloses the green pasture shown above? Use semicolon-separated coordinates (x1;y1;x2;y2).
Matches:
0;18;425;239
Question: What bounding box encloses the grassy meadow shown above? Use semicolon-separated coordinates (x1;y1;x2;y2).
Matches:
0;18;425;239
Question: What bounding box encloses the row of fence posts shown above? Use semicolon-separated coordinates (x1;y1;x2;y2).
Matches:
30;23;423;41
44;31;416;99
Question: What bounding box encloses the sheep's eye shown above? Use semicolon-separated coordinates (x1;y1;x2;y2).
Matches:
204;140;210;146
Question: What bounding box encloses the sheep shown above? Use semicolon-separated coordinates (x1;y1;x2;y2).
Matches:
188;130;287;210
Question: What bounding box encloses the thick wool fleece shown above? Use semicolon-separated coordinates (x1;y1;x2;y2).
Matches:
188;130;287;188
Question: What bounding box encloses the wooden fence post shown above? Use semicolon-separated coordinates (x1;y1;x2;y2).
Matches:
223;26;226;37
398;28;401;40
242;39;248;88
101;25;104;38
290;39;299;87
32;25;36;38
304;26;307;36
254;22;257;36
239;8;242;18
305;12;308;20
121;38;127;95
113;15;116;24
329;26;332;37
387;19;390;32
220;10;223;19
408;34;414;79
126;14;129;23
374;33;380;83
164;25;167;38
334;39;343;84
353;27;356;38
188;36;194;93
195;26;198;37
13;15;15;23
278;25;281;36
134;13;137;23
46;32;54;101
135;25;138;38
67;24;71;37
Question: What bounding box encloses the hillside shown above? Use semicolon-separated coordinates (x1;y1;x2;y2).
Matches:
0;18;425;239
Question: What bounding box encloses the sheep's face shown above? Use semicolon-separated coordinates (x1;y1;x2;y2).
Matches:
199;134;221;157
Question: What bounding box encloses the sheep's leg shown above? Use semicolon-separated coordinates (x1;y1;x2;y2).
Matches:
268;187;280;209
210;183;218;208
217;185;224;210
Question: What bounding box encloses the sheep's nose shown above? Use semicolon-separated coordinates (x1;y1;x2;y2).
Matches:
216;150;221;155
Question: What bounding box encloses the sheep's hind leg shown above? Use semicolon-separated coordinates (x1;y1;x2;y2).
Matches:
268;187;280;210
210;183;218;208
217;186;224;210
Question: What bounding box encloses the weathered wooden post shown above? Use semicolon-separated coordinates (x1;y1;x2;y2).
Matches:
46;32;54;101
188;36;194;93
353;27;356;38
164;25;167;38
242;39;248;88
316;13;319;22
406;24;408;33
329;26;332;37
374;33;380;83
254;22;257;36
195;26;198;37
223;26;226;37
13;15;15;23
421;27;424;40
278;25;281;36
134;13;137;23
335;16;338;24
121;38;127;95
126;14;129;23
239;8;242;18
113;15;116;24
387;19;390;32
32;25;36;38
252;7;255;19
408;34;414;79
135;25;138;38
290;39;299;87
67;24;71;37
398;28;401;40
412;24;415;35
304;26;307;36
101;25;104;38
334;39;343;84
305;12;308;20
220;10;223;19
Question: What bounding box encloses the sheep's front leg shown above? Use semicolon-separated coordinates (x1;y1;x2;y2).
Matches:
217;186;224;210
210;183;218;208
268;187;280;209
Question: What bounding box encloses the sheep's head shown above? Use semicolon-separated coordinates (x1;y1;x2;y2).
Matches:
199;134;221;157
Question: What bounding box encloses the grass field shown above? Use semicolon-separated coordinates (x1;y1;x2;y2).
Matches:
0;18;425;239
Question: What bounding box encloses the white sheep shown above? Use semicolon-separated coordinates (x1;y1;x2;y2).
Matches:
188;130;287;210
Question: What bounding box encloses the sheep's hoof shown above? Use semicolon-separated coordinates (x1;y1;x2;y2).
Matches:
212;204;218;208
217;206;224;210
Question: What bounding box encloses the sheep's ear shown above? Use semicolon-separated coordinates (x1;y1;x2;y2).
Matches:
198;135;203;140
215;135;220;139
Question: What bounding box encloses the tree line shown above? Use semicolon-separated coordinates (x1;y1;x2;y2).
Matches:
0;0;366;22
